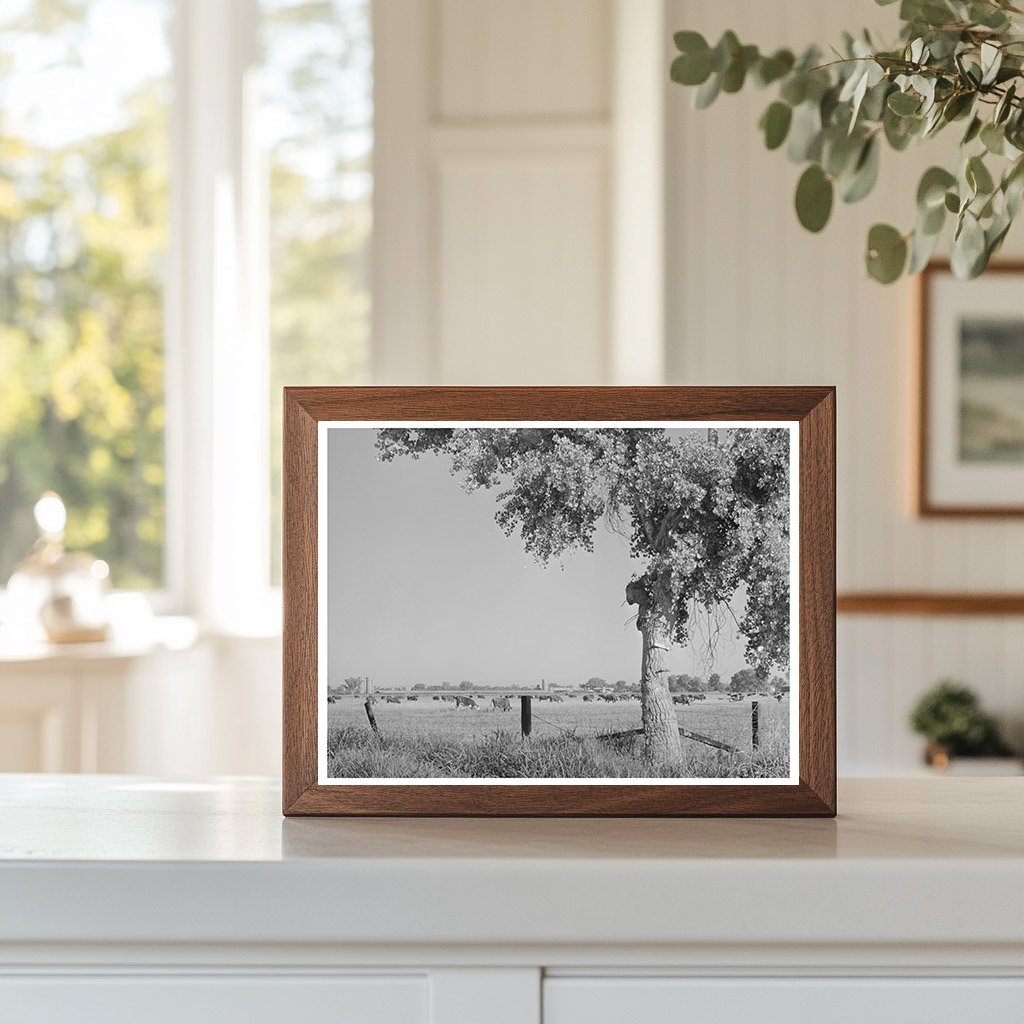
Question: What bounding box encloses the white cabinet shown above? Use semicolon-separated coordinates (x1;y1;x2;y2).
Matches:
544;977;1024;1024
1;778;1022;1024
0;975;428;1024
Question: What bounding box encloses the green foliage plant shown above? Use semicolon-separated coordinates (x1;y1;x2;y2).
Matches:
909;679;1015;756
671;0;1024;283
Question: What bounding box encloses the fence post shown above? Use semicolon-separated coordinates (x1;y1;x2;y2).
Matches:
520;695;532;738
364;698;381;738
751;699;759;751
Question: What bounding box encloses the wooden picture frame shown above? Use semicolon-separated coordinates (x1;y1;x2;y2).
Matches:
283;387;836;817
917;260;1024;517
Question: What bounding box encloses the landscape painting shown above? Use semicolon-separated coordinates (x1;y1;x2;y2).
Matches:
959;317;1024;463
320;423;797;783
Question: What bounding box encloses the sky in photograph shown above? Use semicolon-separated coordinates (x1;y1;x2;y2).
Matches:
325;428;779;689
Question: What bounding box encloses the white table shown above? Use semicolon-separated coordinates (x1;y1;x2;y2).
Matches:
1;776;1022;1023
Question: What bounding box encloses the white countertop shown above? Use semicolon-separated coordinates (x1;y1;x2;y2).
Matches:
1;776;1022;952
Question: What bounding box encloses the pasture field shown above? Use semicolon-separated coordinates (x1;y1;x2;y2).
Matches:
325;694;790;780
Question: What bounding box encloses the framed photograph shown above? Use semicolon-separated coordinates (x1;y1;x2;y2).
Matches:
918;261;1024;516
283;387;835;816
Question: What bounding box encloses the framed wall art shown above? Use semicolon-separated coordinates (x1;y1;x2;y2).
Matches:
282;387;836;816
918;261;1024;517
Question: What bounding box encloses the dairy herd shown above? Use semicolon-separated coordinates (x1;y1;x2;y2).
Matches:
329;689;788;708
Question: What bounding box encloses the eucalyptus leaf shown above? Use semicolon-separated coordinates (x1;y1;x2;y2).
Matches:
917;166;957;210
842;137;881;202
860;79;892;122
779;74;807;106
942;92;974;122
967;154;995;195
922;102;946;137
795;164;834;232
694;73;721;109
981;121;1006;155
866;223;908;283
951;211;987;278
970;2;1009;29
787;101;823;162
1004;158;1024;216
822;128;864;178
710;31;740;73
1006;172;1024;218
996;82;1017;124
980;42;1003;86
760;101;793;150
671;51;711;87
908;222;942;273
920;199;946;235
721;45;759;93
754;49;795;87
983;45;1004;85
820;85;841;126
884;106;921;150
962;115;983;145
888;90;921;115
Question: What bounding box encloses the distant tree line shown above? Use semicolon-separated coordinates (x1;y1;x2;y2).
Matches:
333;671;788;695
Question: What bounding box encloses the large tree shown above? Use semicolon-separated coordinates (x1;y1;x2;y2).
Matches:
377;427;789;764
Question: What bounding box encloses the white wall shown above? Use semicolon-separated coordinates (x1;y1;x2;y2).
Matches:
180;0;1024;779
373;0;665;386
665;0;1024;772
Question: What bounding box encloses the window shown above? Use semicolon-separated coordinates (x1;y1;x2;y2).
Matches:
0;0;172;589
262;0;373;581
0;0;374;616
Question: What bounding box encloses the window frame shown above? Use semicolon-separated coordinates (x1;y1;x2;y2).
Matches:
165;0;279;633
1;0;369;634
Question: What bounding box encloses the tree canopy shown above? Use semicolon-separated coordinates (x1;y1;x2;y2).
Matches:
377;426;790;676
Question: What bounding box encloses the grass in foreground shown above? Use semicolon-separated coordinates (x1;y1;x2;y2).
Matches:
326;724;789;780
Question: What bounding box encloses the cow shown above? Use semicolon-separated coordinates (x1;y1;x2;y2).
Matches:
327;695;337;704
548;693;564;703
455;695;478;709
583;694;595;702
432;695;441;701
673;694;691;705
384;695;401;704
491;697;512;712
599;693;616;703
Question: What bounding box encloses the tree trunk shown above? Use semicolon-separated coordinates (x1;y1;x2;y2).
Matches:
639;615;683;764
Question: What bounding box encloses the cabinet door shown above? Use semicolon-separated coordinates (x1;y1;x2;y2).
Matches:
0;974;427;1024
544;977;1024;1024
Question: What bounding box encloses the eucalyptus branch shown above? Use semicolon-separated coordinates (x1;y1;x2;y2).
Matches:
670;0;1024;282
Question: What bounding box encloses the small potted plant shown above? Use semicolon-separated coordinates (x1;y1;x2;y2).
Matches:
910;680;1019;773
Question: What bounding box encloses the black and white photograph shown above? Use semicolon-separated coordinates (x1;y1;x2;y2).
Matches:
319;423;798;783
